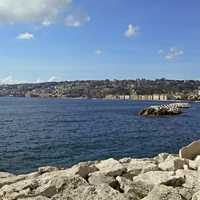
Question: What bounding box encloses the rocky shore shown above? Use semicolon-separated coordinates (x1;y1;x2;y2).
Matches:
1;141;200;200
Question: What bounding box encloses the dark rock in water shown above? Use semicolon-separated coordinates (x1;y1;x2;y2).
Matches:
139;106;182;116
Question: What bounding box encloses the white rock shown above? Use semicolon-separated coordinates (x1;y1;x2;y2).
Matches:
142;185;182;200
116;176;144;199
38;166;59;174
0;175;26;189
125;159;158;178
95;158;125;177
192;191;200;200
132;171;185;196
176;169;200;191
19;196;50;200
154;153;169;163
65;161;99;178
188;160;198;170
52;184;127;200
88;172;117;187
158;156;185;171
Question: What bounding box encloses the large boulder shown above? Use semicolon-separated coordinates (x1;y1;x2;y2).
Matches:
124;159;158;178
132;171;185;196
88;172;117;188
116;176;145;199
95;158;125;177
38;166;59;174
158;155;185;171
65;161;99;179
0;174;27;189
52;184;127;200
176;169;200;192
153;153;170;164
142;185;182;200
0;171;89;200
179;140;200;160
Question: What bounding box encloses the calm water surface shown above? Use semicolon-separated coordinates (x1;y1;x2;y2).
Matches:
0;97;200;174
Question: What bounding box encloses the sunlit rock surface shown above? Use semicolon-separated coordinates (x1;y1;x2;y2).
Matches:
1;140;200;199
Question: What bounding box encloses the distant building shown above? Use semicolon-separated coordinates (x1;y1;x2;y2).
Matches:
105;94;168;101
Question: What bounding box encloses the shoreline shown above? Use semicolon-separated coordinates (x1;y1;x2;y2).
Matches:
0;96;196;102
1;150;200;199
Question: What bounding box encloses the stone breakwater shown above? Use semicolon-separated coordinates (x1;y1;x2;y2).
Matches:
139;102;191;116
1;141;200;200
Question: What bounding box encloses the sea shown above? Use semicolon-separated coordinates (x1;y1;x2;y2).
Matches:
0;97;199;174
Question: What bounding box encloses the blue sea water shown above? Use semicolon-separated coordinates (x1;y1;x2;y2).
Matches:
0;97;200;174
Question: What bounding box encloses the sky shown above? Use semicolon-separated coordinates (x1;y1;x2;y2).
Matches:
0;0;200;84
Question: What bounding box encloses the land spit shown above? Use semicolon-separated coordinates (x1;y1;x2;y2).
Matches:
0;140;200;199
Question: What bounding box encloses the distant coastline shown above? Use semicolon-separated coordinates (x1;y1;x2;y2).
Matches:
0;79;200;101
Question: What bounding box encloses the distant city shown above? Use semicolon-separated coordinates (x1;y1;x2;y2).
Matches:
0;78;200;101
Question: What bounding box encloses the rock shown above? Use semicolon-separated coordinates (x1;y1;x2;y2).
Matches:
38;166;59;174
95;158;125;177
158;156;185;171
116;176;145;199
142;185;182;200
0;175;27;189
154;153;169;164
0;178;39;200
179;140;200;160
125;159;158;178
132;171;185;196
187;160;198;170
139;105;182;116
88;172;117;188
195;155;200;162
65;161;99;179
34;174;88;198
192;191;200;200
1;153;200;200
178;187;194;200
0;171;88;200
52;184;127;200
19;196;50;200
0;172;15;178
119;157;132;164
176;169;200;191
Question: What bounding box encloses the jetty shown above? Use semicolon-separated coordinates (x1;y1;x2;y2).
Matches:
139;102;191;116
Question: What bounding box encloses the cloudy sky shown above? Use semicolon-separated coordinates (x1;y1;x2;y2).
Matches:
0;0;199;83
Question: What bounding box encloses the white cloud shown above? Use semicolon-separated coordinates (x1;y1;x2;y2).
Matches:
35;78;43;83
0;76;25;85
48;76;61;82
0;76;63;85
95;49;103;55
159;48;184;60
64;11;90;27
17;32;34;40
42;19;52;27
0;0;72;24
124;24;140;38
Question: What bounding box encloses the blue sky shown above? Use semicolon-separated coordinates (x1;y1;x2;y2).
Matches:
0;0;200;83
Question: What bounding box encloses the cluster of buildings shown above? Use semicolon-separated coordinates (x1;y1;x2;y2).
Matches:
105;94;168;101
